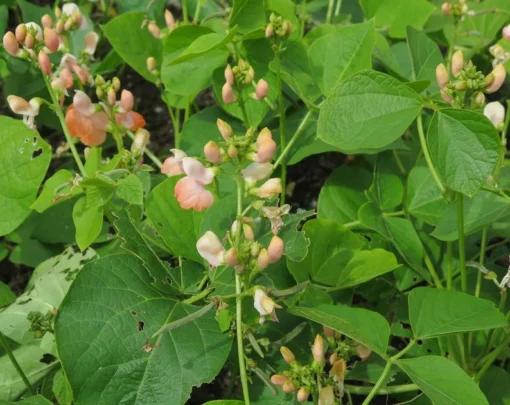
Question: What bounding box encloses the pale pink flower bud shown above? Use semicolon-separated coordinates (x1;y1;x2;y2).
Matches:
84;147;91;160
225;248;238;266
474;91;485;106
324;326;335;338
43;28;59;53
265;23;274;38
484;101;505;127
297;387;309;403
254;288;281;324
503;25;510;41
255;79;269;100
254;128;276;163
243;223;254;240
312;334;324;363
196;231;225;267
72;11;84;29
25;33;35;49
25;22;43;40
217;118;232;140
329;352;338;365
258;248;270;269
441;2;450;15
319;386;335;405
270;374;287;386
146;56;157;73
107;88;117;105
3;32;19;56
41;14;53;28
255;178;282;198
435;63;449;89
148;22;161;39
282;380;295;394
440;90;452;103
228;144;238;158
55;21;64;35
204;141;222;164
165;10;175;29
355;344;372;360
280;346;295;364
267;235;284;263
224;65;234;85
84;31;99;55
72;64;88;84
161;149;187;176
331;359;347;382
486;64;506;93
38;51;52;76
242;162;273;182
120;90;134;112
490;44;505;59
59;68;74;88
131;128;150;155
15;24;27;43
222;82;235;104
282;20;292;36
62;3;79;16
451;50;464;77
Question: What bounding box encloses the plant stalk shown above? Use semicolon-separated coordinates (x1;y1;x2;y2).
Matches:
457;194;467;293
0;332;36;396
446;241;453;290
273;49;287;205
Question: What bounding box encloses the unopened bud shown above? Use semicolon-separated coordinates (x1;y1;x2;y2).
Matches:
120;89;134;111
258;248;270;269
204;141;222;164
38;51;52;76
225;248;238;266
451;50;464;77
270;374;287;386
148;22;161;39
440;90;452;104
224;65;234;85
280;346;295;364
486;64;506;93
312;334;324;363
41;14;53;28
245;66;255;84
503;25;510;42
165;10;175;29
54;7;62;18
243;224;254;240
112;77;121;91
222;82;235;104
267;236;284;263
297;387;309;402
255;178;282;199
474;91;485;106
64;19;73;31
15;24;27;43
228;144;238;159
484;101;505;128
72;11;83;27
131;128;150;156
3;32;19;57
265;23;274;38
217;118;232;140
250;243;260;257
55;21;64;34
435;63;449;89
84;147;91;160
455;80;467;91
323;326;335;339
329;352;338;365
255;79;269;100
355;344;372;361
44;28;59;53
282;380;295;393
146;56;157;73
107;88;117;105
319;386;335;405
441;2;450;15
282;20;292;36
490;44;505;59
25;33;35;49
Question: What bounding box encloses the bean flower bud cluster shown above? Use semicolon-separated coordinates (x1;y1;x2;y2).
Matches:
145;10;176;40
265;13;292;39
222;61;269;104
441;0;468;19
435;50;506;108
271;327;372;403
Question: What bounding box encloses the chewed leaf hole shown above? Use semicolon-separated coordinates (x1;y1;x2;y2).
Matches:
131;311;137;315
40;353;57;364
400;322;411;330
24;138;29;143
137;321;144;331
33;136;38;145
32;148;43;159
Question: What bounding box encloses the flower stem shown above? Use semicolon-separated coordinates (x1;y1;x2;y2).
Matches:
168;107;181;148
457;193;467;293
325;0;335;23
345;383;419;396
416;113;445;196
475;227;488;297
43;75;86;176
126;130;163;168
273;49;287;205
0;332;36;396
447;241;453;290
474;333;510;382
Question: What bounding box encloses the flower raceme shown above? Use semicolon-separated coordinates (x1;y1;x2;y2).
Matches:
174;158;215;211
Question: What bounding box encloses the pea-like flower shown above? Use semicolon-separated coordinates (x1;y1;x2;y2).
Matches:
196;231;225;267
174;158;215;211
318;386;335;405
162;149;187;177
254;288;281;324
242;162;273;183
254;178;282;198
7;95;41;129
484;101;505;128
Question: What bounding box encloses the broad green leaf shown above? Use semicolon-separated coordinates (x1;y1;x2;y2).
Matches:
288;304;390;356
52;369;73;405
373;33;408;79
56;254;232;405
318;166;372;224
30;170;81;213
18;0;54;21
0;246;96;344
200;194;237;237
432;192;510;241
116;174;144;205
0;117;51;236
308;21;375;96
0;395;53;405
480;367;510;405
408;287;507;339
397;356;489;405
203;402;244;405
146;177;205;262
427;109;500;196
317;70;423;153
406;26;443;90
229;0;265;33
0;6;7;42
0;342;57;401
72;197;104;251
101;12;162;82
0;282;15;308
406;166;447;226
367;155;404;211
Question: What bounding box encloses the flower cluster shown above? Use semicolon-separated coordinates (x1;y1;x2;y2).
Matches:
435;50;506;107
441;0;468;18
271;327;372;403
222;62;269;104
265;13;292;39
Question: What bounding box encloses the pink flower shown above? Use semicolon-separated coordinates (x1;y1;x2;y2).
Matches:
84;31;99;55
255;178;282;198
7;95;41;129
486;64;506;94
222;82;235;104
38;51;52;76
174;158;215;211
161;149;187;177
253;288;281;324
253;128;276;163
119;90;134;112
267;235;284;263
43;27;59;53
242;162;273;182
3;32;19;56
196;231;225;267
255;79;269;100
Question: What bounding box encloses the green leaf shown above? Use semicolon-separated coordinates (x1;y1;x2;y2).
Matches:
427;109;500;196
101;12;162;82
317;70;423;153
317;166;372;224
56;254;232;405
0;246;96;344
203;401;244;405
229;0;265;33
432;192;510;241
0;281;15;308
0;117;51;236
480;367;510;405
18;0;54;21
406;26;443;90
0;395;53;405
116;174;144;205
146;177;205;262
30;170;81;213
408;287;507;339
406;166;447;226
288;304;390;356
52;369;73;405
367;155;404;211
72;197;104;251
397;356;489;405
308;21;375;96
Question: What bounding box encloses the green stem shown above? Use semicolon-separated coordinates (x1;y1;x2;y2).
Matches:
168;107;181;148
193;1;202;22
300;0;307;37
126;130;163;168
424;252;444;289
325;0;334;23
334;0;342;16
236;83;250;129
273;49;287;205
182;0;189;23
0;332;36;396
447;241;453;290
474;333;510;382
416;113;445;196
345;383;419;396
457;194;467;293
475;228;488;297
43;75;86;176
